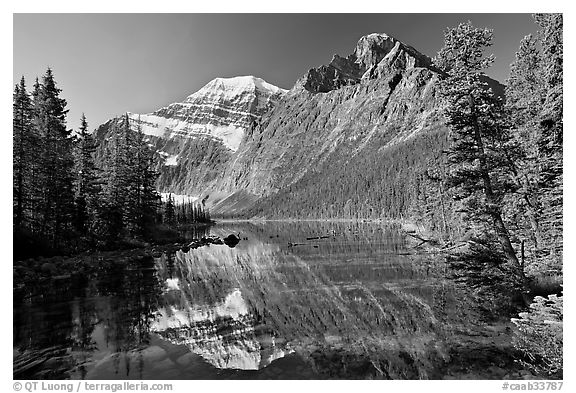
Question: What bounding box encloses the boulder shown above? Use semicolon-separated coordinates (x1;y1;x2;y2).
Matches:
223;233;241;248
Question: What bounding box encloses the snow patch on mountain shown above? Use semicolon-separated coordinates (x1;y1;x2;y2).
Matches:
129;113;246;151
165;278;180;291
165;154;179;166
210;125;245;151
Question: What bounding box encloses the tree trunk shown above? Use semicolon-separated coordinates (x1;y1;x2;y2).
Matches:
522;187;544;249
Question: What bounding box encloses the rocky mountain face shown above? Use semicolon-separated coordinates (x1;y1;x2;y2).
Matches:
209;33;448;216
94;32;502;219
299;33;434;93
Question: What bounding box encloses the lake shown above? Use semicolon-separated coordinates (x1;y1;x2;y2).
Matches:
13;221;523;379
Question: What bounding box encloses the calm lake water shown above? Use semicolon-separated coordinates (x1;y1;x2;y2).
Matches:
13;221;519;380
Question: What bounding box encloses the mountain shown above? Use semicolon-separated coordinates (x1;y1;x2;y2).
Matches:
94;32;503;221
209;32;449;217
94;76;287;195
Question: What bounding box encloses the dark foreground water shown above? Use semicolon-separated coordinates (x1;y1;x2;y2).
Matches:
14;221;524;380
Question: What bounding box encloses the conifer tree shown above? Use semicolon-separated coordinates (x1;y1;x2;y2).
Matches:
99;114;160;240
13;77;34;228
74;114;102;239
140;147;160;233
506;34;546;253
14;69;164;252
28;78;43;232
34;68;76;247
118;114;139;234
164;193;176;226
533;14;563;268
506;14;563;272
435;22;525;283
132;116;160;235
100;117;129;239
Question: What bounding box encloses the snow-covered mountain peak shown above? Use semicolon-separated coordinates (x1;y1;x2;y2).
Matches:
120;75;286;153
185;75;287;103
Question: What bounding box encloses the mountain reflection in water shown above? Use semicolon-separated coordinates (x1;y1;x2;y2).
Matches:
14;221;497;379
152;284;294;371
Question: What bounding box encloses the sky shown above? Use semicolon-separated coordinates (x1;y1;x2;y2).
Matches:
13;13;539;132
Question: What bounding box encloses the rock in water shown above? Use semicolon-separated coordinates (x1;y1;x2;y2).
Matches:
223;234;240;248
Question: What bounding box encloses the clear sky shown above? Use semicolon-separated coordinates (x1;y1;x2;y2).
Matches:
13;13;539;132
